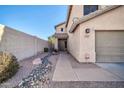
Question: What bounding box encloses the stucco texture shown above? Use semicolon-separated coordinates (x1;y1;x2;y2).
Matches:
0;25;48;61
67;6;124;63
55;23;66;33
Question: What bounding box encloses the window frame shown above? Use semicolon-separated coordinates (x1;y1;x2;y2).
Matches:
61;28;64;32
84;5;98;16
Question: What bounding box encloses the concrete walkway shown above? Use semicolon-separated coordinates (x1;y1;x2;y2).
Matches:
52;52;124;81
52;53;78;81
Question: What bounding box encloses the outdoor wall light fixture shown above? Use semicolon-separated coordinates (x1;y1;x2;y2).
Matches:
85;28;90;38
85;28;90;33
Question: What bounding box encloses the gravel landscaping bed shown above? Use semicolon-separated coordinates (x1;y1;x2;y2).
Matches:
0;52;59;88
14;53;59;88
16;53;53;88
0;53;48;88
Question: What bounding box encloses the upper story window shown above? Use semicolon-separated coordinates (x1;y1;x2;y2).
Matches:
84;5;98;15
61;28;64;32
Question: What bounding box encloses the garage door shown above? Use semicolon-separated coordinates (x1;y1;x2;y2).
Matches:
96;31;124;62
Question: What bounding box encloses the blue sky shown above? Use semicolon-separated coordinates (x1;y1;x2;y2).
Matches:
0;5;67;40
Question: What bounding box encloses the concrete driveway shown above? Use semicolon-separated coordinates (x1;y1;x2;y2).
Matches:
52;52;124;81
96;63;124;80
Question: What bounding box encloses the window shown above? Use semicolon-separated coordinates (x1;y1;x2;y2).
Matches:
84;5;98;15
61;28;63;32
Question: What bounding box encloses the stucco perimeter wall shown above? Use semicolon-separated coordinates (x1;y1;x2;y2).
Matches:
0;26;48;61
79;6;124;63
67;26;80;62
35;37;48;53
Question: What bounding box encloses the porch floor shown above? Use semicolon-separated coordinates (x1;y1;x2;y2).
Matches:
52;52;124;81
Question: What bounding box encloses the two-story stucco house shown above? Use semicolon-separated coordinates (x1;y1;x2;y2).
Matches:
54;5;124;63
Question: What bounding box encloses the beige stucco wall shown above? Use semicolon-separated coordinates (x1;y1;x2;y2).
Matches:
66;5;111;33
67;26;81;61
0;25;48;61
67;5;83;33
54;38;58;50
55;23;66;33
66;5;83;61
78;6;124;63
35;37;48;53
66;6;124;63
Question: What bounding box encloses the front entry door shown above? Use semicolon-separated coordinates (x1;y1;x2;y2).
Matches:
58;39;67;51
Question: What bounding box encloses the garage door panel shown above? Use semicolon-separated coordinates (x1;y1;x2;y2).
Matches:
96;32;124;47
96;31;124;62
97;55;124;62
96;47;124;54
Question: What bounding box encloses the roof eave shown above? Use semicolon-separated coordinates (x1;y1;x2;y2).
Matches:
65;5;72;27
69;5;121;33
54;22;66;30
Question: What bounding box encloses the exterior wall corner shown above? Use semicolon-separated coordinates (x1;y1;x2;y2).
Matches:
79;27;96;63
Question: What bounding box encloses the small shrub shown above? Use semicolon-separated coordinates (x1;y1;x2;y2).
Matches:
54;49;58;52
44;48;48;52
0;51;19;83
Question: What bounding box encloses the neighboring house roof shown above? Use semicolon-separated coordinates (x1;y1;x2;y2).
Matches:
54;33;68;39
69;5;121;33
54;22;66;29
65;5;72;27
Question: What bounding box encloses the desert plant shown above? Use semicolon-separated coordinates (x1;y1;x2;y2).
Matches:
54;49;58;52
0;51;19;83
48;36;56;50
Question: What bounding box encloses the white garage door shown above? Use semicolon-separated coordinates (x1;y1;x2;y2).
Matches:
96;31;124;62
